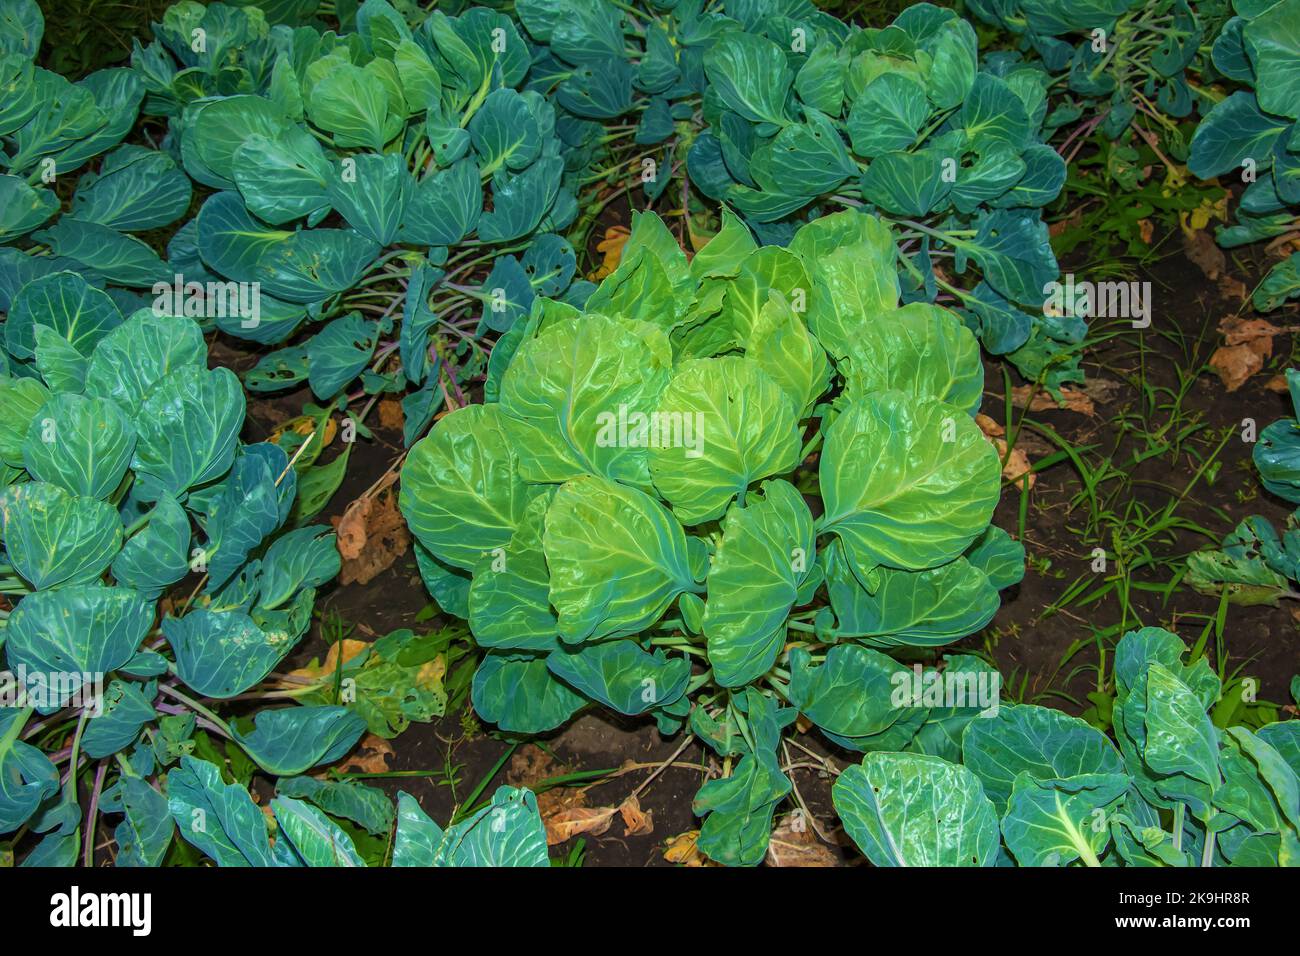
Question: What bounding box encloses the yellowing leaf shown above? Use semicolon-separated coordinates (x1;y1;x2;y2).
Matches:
587;224;631;281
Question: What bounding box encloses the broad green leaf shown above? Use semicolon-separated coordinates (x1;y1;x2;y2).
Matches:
4;586;152;712
833;752;1000;866
81;679;156;759
703;32;791;127
1001;772;1129;867
276;776;394;836
961;703;1125;812
252;227;379;304
324;152;412;246
546;640;689;715
860;148;953;217
112;494;191;596
820;392;1000;573
164;608;298;699
5;270;122;362
499;312;673;487
0;377;49;466
131;365;245;498
32;218;166;287
113;777;173;867
471;653;586;733
470;88;542;175
792;211;900;362
1243;1;1300;120
400;158;481;246
1143;662;1223;789
0;482;121;589
703;480;814;687
689;206;758;281
306;313;378;399
823;542;1001;648
0;174;57;240
231;706;367;776
22;393;135;499
182;95;295;189
258;527;340;610
746;292;832;419
467;491;559;652
399;403;532;571
307;61;402;150
195;191;294;283
788;644;912;739
841;302;983;414
271;796;365;866
167;755;275;866
0;708;60;834
71;146;192;232
232;128;331;225
1188;91;1290;179
847;73;928;157
543;475;697;643
648;357;801;524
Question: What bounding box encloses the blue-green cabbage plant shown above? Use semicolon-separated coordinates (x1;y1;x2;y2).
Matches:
134;0;592;487
0;275;362;866
516;0;1078;388
1189;368;1300;604
833;626;1299;866
158;763;551;867
966;0;1228;165
399;206;1026;865
1190;0;1300;313
0;0;193;311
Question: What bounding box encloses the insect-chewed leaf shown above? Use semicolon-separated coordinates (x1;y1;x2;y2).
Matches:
832;752;1000;866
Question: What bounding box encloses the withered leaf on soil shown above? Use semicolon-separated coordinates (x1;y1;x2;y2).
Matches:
663;830;714;866
618;794;654;837
1209;316;1287;392
332;485;410;585
1182;228;1226;281
765;812;838;867
335;734;394;775
544;806;618;845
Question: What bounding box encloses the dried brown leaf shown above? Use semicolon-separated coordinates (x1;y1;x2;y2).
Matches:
618;794;654;837
765;812;839;867
544;806;617;845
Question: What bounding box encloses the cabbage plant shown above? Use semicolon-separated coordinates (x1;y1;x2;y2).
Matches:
400;206;1030;865
517;0;1079;388
135;0;593;482
834;626;1300;866
0;280;367;865
1190;369;1300;605
0;0;193;302
1189;0;1300;313
966;0;1225;175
